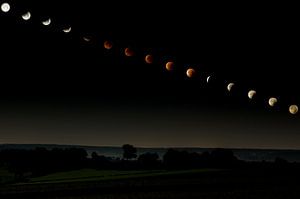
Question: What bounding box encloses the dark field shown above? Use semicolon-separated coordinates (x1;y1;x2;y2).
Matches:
1;168;300;199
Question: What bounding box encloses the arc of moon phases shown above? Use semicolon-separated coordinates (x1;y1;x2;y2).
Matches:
1;3;10;13
206;76;211;83
145;54;153;64
42;18;51;26
165;61;174;71
268;97;278;107
186;68;196;78
289;105;298;115
104;41;113;50
63;27;72;33
248;90;256;99
125;47;134;57
22;12;31;20
227;83;235;92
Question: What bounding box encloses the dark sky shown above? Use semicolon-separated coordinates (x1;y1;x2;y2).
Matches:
0;0;300;149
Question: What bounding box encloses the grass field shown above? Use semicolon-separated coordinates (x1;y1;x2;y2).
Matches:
0;167;14;184
29;169;215;184
1;168;300;198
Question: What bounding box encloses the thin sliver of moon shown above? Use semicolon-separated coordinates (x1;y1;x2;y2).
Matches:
83;37;91;42
63;27;71;33
206;76;211;83
227;83;235;92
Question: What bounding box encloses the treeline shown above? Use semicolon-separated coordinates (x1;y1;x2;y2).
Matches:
0;144;297;182
0;147;87;179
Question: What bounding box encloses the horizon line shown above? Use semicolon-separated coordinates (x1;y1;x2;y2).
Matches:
1;143;300;151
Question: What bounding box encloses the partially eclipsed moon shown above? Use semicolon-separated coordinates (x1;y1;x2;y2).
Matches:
22;12;31;20
227;83;235;92
289;105;298;115
166;61;174;71
186;68;196;78
125;48;134;57
1;3;10;12
248;90;256;99
63;27;71;33
268;97;278;107
83;37;91;42
145;54;153;64
42;18;51;26
206;76;211;83
104;41;113;50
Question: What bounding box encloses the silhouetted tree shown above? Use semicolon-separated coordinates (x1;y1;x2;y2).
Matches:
138;153;160;169
122;144;137;160
163;149;199;169
91;151;112;169
163;148;242;169
210;148;239;168
0;147;89;181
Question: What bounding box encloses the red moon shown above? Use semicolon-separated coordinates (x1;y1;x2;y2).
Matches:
145;54;153;64
166;61;174;71
104;41;113;50
186;68;196;78
125;47;134;57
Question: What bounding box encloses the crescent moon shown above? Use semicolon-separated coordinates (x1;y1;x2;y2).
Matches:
289;105;298;115
42;18;51;26
83;37;91;42
248;90;256;99
63;27;71;33
22;12;31;20
165;61;174;71
206;76;211;83
227;83;235;92
125;47;134;57
145;54;153;64
268;97;278;107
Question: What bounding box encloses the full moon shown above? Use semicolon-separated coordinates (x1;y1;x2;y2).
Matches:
22;12;31;20
186;68;196;78
227;83;235;92
1;3;10;12
145;54;153;64
268;97;278;107
165;61;174;71
42;18;51;26
63;27;72;33
125;48;134;57
289;105;298;115
104;41;113;50
248;90;256;99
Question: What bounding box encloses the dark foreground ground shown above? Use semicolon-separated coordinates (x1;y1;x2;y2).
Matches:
1;168;300;199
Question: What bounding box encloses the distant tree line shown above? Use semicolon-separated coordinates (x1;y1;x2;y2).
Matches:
0;147;87;180
0;144;298;182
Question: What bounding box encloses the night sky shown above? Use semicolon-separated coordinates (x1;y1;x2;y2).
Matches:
0;1;300;149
